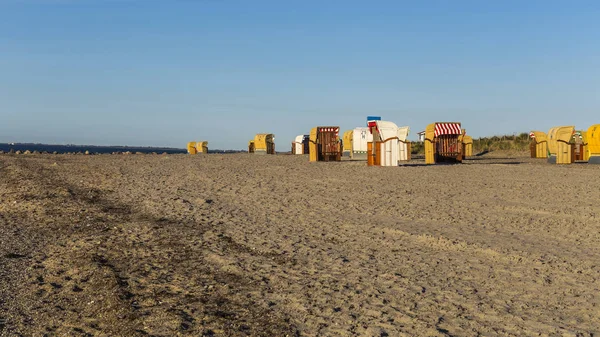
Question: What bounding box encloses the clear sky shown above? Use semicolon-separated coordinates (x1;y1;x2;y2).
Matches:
1;0;599;150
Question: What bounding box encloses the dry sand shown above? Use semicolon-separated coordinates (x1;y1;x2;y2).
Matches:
1;153;599;336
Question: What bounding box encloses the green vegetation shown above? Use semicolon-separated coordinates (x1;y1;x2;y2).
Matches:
411;133;531;155
472;133;531;152
411;141;424;155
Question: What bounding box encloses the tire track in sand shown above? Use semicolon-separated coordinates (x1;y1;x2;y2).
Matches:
0;156;299;337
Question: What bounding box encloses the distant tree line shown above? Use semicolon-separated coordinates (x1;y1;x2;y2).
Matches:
411;132;531;155
472;133;531;152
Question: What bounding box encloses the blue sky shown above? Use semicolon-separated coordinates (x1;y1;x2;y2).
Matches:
1;0;599;150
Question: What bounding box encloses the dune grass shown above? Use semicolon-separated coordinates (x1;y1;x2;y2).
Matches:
411;133;531;155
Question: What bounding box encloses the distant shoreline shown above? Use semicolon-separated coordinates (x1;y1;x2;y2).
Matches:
1;142;184;149
0;143;245;154
0;143;186;154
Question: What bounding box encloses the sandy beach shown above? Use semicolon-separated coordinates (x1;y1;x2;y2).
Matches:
1;153;599;336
